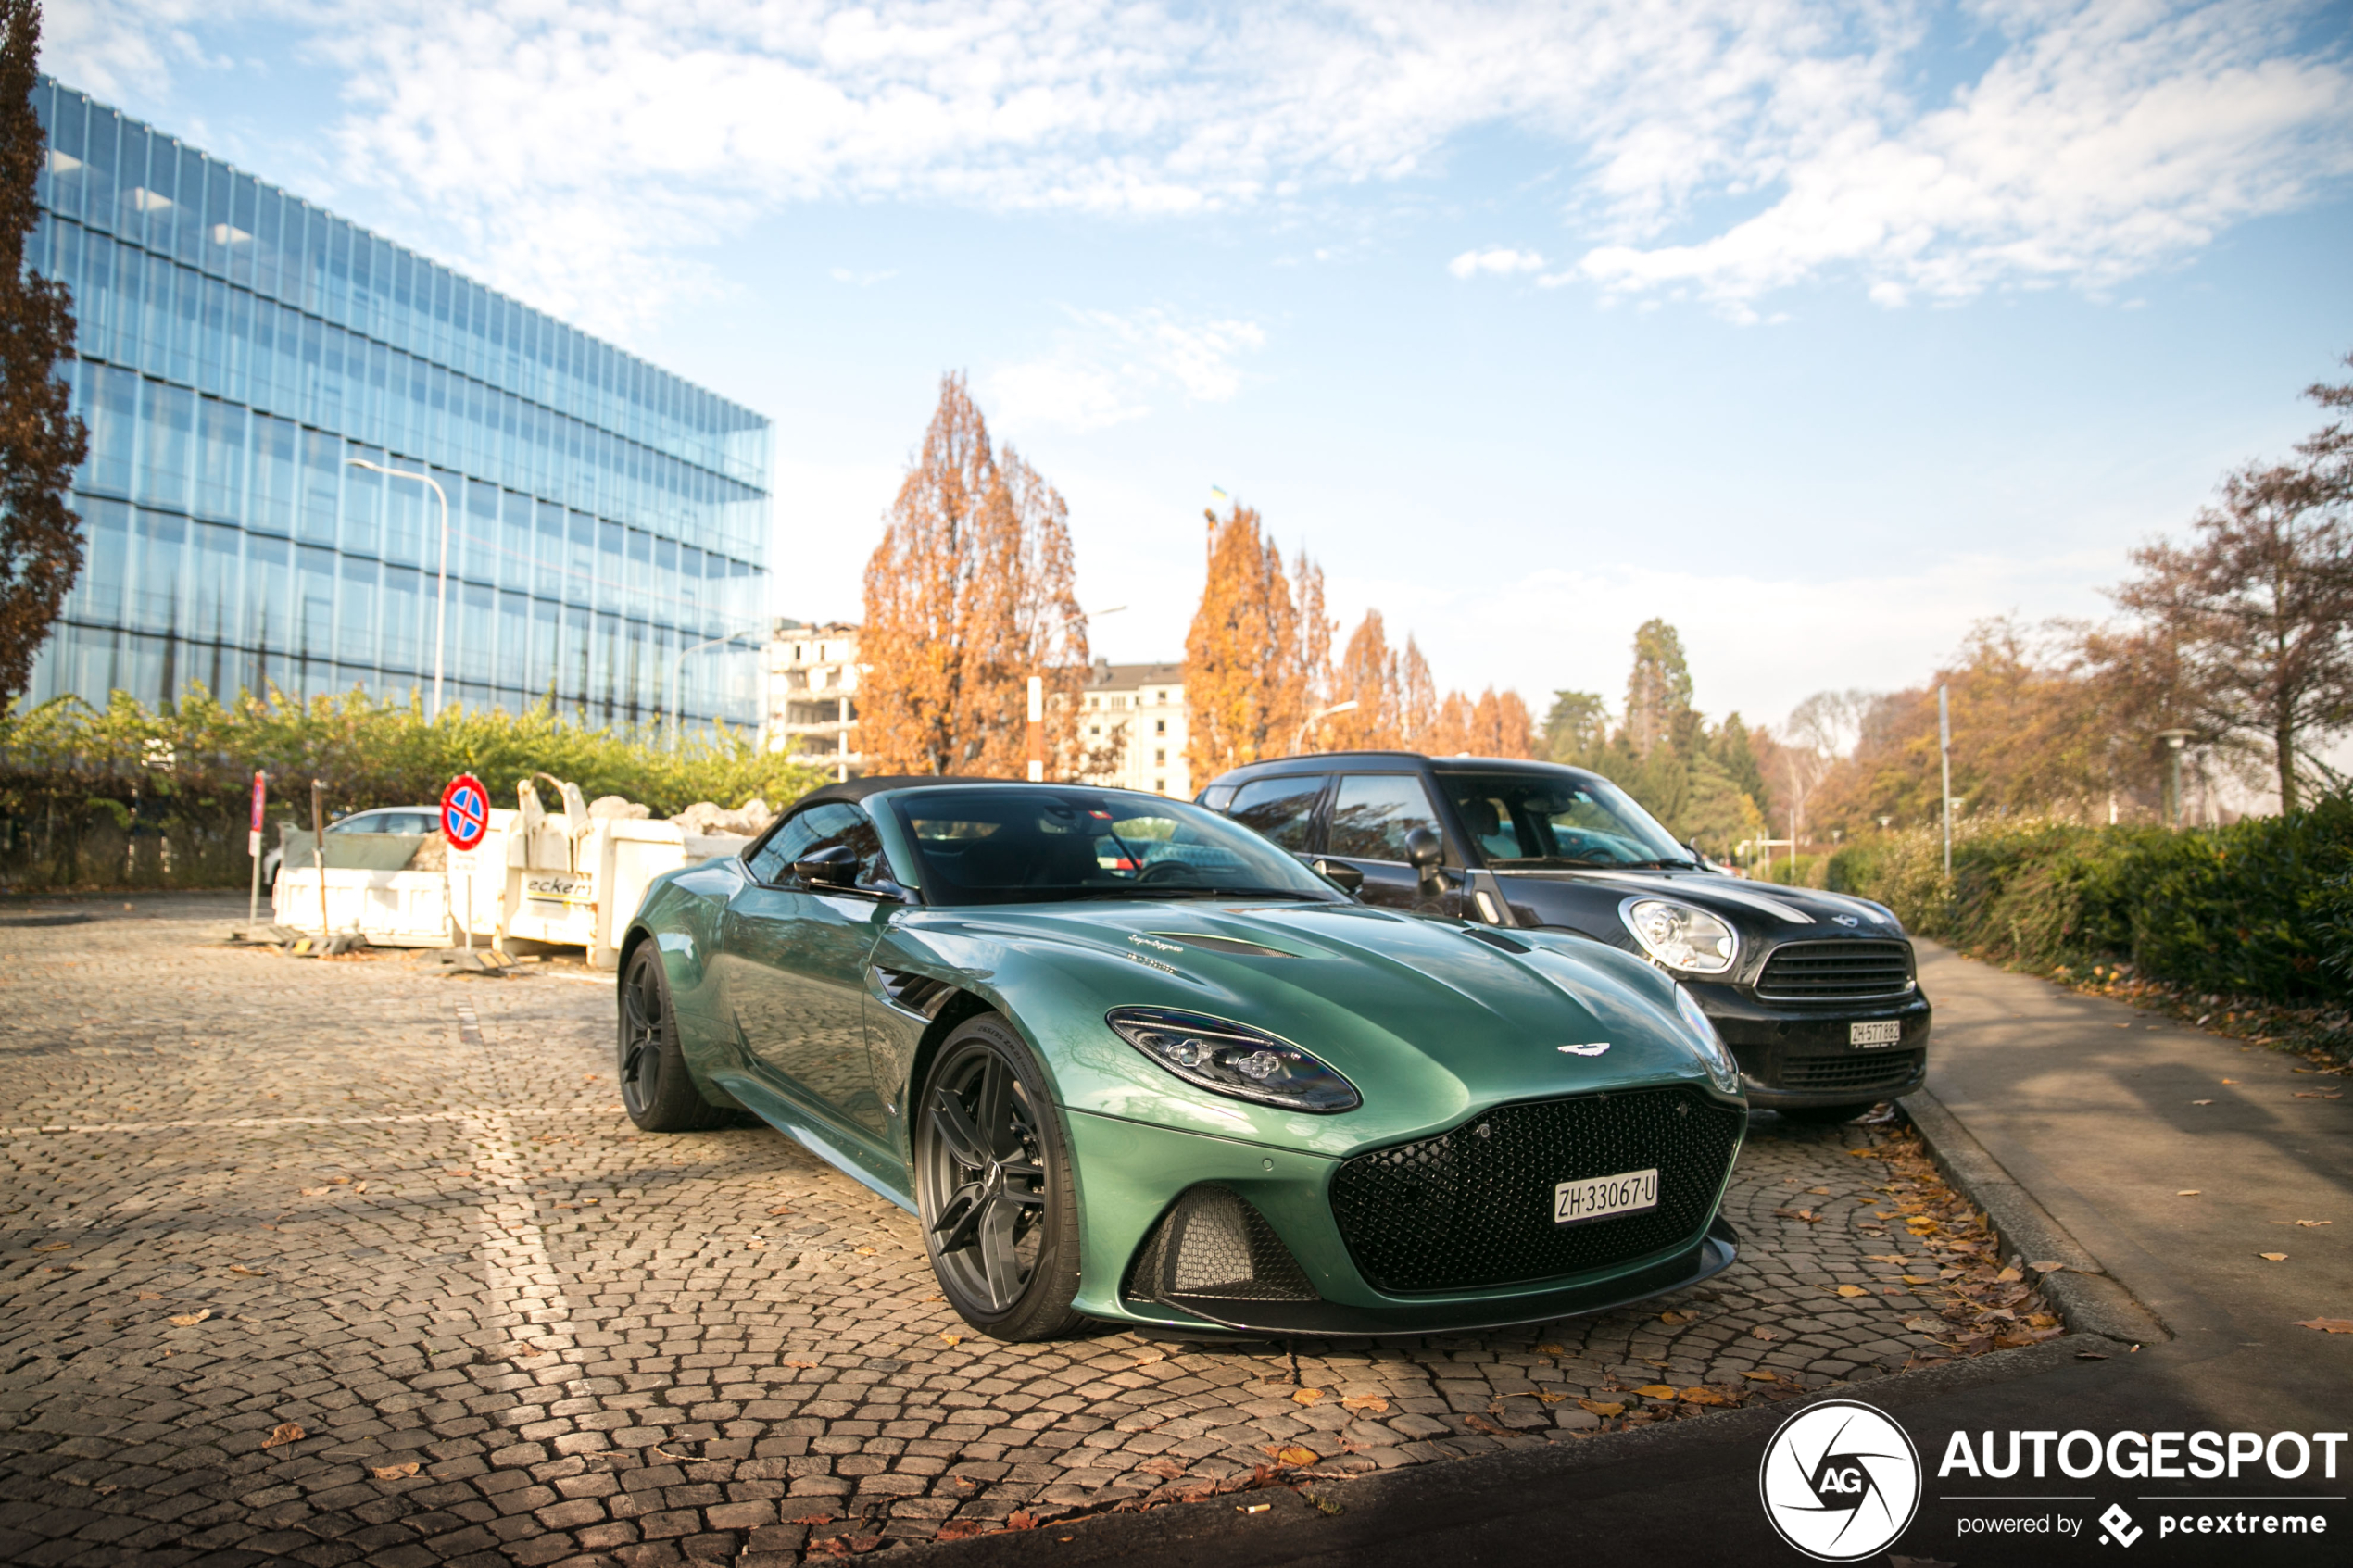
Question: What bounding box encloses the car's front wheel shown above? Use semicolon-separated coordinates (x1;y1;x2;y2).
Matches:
618;943;729;1133
914;1015;1085;1341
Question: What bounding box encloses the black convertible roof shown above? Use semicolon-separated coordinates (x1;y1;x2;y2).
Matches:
787;774;1009;810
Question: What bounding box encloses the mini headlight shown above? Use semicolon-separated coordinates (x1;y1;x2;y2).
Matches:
1675;984;1742;1093
1105;1007;1361;1113
1620;897;1739;975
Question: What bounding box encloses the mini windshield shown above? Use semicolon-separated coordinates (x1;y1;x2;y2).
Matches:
1438;771;1692;869
890;787;1346;907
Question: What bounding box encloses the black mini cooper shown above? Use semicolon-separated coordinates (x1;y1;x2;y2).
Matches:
1198;752;1930;1120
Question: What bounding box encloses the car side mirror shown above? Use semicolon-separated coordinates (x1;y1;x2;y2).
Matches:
1311;858;1365;896
794;844;860;888
1403;826;1445;893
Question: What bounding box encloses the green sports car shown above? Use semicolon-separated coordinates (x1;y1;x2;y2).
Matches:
616;778;1747;1341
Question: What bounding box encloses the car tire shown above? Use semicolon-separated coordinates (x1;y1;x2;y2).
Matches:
913;1014;1087;1342
618;943;729;1133
1777;1102;1880;1124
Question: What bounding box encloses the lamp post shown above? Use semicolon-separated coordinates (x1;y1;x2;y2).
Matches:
1294;699;1358;754
671;629;765;753
2157;729;2195;826
347;459;451;721
1937;684;1952;877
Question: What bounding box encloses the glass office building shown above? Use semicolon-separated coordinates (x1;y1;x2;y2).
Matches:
22;80;772;733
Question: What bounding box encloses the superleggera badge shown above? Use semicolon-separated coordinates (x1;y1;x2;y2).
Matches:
1558;1042;1610;1057
1128;935;1184;953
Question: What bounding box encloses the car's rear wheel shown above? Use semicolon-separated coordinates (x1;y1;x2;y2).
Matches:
618;943;728;1133
914;1015;1085;1341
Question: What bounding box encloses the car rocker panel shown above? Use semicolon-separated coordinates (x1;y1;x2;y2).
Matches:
622;778;1748;1340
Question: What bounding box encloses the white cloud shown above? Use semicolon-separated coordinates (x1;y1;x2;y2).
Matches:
989;307;1267;433
829;267;899;286
49;1;2353;327
1448;246;1547;279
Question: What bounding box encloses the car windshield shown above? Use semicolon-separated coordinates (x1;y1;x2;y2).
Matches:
888;787;1345;907
1438;771;1693;869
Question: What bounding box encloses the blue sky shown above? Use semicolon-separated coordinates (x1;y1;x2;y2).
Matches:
52;0;2353;736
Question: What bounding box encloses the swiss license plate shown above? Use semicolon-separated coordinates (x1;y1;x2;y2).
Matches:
1554;1167;1659;1227
1851;1020;1903;1047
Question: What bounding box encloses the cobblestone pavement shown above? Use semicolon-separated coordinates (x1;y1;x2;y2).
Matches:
4;896;2014;1567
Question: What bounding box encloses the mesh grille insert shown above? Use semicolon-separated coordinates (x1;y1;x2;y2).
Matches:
1128;1186;1319;1304
1780;1050;1922;1091
1329;1086;1743;1293
1755;940;1914;999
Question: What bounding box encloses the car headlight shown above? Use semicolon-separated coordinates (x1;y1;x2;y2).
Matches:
1105;1007;1361;1114
1619;897;1739;975
1675;985;1742;1094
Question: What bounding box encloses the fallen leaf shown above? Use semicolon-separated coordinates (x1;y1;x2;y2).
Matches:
2076;1349;2109;1360
1579;1399;1625;1416
261;1423;304;1449
226;1265;266;1277
168;1310;211;1327
135;1292;159;1301
767;1205;794;1216
32;1242;69;1252
1846;1148;1878;1157
1741;1371;1778;1382
940;1334;962;1348
853;1247;877;1257
2026;1313;2060;1329
783;1359;819;1369
2177;1190;2202;1196
1534;1343;1566;1356
328;1175;349;1185
1807;1186;1831;1196
2291;1318;2353;1334
371;1462;419;1480
1532;1391;1568;1403
1005;1511;1039;1531
2259;1252;2288;1261
2192;1099;2215;1106
1659;1310;1690;1323
1635;1384;1678;1399
1901;1275;1937;1286
1462;1416;1509;1437
1290;1387;1323;1406
2294;1091;2344;1099
745;1239;767;1249
1679;1386;1726;1405
1995;1266;2023;1284
2294;1220;2332;1228
1340;1395;1390;1413
2221;1079;2238;1085
2029;1261;2066;1274
1136;1457;1187;1479
1834;1285;1868;1298
1751;1326;1779;1340
1903;1316;1947;1335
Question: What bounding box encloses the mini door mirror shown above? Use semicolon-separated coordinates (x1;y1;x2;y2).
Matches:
794;844;860;888
1311;859;1365;896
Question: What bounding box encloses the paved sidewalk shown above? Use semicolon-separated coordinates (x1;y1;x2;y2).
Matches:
1915;940;2351;1433
0;895;2020;1566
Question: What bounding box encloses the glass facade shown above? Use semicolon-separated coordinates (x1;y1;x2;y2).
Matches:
23;80;772;732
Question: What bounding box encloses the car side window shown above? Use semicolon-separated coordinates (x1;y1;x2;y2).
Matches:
1227;774;1327;851
1327;774;1441;862
747;802;890;888
1451;793;1525;859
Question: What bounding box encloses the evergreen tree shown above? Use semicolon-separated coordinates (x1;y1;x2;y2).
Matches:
0;0;87;704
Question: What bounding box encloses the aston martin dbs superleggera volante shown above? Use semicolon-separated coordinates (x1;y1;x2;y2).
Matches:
617;777;1747;1341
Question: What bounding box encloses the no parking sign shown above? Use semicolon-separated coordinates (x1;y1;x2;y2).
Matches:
441;773;489;851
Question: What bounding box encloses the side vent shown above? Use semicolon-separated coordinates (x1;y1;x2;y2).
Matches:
871;967;957;1020
1126;1186;1319;1306
1462;926;1530;955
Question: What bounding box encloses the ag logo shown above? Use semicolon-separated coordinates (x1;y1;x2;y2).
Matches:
1758;1399;1921;1561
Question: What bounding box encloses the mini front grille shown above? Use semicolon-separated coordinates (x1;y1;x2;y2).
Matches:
1780;1050;1923;1091
1755;940;1914;999
1328;1086;1743;1293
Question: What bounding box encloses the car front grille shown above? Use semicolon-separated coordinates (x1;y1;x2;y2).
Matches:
1328;1086;1743;1293
1779;1050;1923;1092
1755;940;1914;1000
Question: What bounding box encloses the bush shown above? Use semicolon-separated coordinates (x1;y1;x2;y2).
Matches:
0;687;835;890
1827;792;2353;1006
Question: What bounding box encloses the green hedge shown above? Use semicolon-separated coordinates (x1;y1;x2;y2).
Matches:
1826;791;2353;1005
0;687;833;890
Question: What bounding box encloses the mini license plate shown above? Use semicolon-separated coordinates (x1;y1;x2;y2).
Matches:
1554;1167;1659;1227
1851;1020;1904;1047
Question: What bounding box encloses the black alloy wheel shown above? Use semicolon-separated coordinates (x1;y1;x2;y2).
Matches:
914;1016;1084;1341
618;943;727;1133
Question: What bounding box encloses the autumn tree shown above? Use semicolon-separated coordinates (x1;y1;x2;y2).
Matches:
2111;383;2353;811
1183;500;1329;778
860;374;1088;776
1326;610;1401;750
0;0;87;705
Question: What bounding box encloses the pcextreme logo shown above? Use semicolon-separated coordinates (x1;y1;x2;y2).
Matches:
1758;1399;1923;1561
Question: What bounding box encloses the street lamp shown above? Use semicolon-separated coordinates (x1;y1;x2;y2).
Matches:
1294;699;1358;754
347;458;451;721
2157;729;2195;827
672;628;766;753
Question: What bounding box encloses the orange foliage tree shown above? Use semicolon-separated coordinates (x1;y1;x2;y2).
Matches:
1183;501;1332;778
860;374;1088;776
